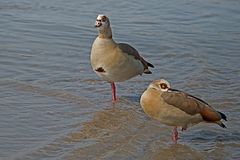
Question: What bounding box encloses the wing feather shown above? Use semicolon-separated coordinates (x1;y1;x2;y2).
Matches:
118;43;154;73
161;88;226;125
162;89;202;115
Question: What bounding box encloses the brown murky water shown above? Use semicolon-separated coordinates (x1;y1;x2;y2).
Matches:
0;0;240;159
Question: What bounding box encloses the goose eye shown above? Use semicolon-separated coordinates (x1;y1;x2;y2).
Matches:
160;83;168;89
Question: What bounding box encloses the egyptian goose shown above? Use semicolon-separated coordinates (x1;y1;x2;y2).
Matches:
140;79;227;143
91;15;154;102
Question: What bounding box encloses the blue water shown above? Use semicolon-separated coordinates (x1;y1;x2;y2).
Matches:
0;0;239;159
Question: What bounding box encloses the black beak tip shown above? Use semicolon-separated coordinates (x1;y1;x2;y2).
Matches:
94;23;102;28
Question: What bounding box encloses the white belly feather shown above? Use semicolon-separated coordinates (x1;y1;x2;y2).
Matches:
90;37;144;82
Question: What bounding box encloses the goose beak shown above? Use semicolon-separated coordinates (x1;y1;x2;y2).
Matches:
95;20;102;28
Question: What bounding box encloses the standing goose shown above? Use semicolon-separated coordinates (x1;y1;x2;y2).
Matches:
91;15;154;102
140;79;227;143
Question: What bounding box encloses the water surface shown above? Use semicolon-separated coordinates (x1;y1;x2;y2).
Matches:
0;0;240;159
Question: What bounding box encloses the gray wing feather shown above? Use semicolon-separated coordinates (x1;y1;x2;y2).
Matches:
118;43;154;71
118;43;140;58
161;90;203;115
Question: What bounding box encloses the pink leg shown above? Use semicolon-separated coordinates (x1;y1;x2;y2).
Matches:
110;82;116;102
172;127;178;144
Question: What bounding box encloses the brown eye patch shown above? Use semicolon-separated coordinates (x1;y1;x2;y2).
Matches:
102;16;107;22
160;83;168;89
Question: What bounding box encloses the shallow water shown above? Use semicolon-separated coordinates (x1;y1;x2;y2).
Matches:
0;0;240;159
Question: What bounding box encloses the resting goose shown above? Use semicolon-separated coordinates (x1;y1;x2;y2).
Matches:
91;15;154;102
140;79;227;143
